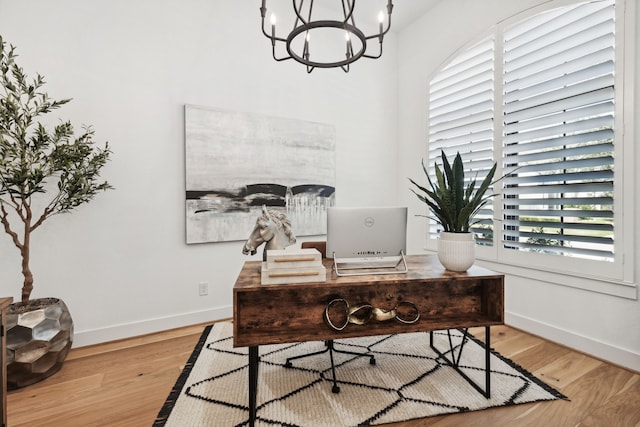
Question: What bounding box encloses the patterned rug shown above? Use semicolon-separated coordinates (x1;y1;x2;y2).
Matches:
154;322;566;426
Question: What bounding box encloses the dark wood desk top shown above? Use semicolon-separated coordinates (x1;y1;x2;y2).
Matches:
234;254;503;290
233;254;504;347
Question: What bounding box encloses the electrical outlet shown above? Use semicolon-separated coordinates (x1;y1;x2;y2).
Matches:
198;281;208;296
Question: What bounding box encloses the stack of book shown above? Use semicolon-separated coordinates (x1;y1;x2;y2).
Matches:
261;248;326;285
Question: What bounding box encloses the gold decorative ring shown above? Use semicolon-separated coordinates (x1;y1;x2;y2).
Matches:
372;307;396;321
324;299;421;331
348;304;374;325
394;301;420;324
324;298;349;331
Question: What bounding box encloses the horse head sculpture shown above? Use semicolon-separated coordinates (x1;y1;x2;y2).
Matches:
242;205;297;261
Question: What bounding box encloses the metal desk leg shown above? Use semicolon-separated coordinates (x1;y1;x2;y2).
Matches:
485;326;491;397
248;346;259;427
430;326;491;398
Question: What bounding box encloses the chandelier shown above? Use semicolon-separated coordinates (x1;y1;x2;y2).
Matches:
260;0;394;73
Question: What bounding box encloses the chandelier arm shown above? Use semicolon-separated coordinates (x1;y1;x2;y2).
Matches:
292;0;309;25
362;38;383;60
259;1;270;39
341;0;356;24
363;29;389;42
260;15;289;44
261;27;288;43
362;48;383;60
272;52;295;63
364;13;392;42
373;0;393;39
305;0;312;25
387;0;394;16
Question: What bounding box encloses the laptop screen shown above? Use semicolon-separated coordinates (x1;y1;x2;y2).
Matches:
326;206;407;259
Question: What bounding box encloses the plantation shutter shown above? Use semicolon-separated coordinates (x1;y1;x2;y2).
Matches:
501;0;615;260
427;36;495;245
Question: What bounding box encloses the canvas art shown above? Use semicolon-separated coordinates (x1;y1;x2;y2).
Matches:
185;105;336;244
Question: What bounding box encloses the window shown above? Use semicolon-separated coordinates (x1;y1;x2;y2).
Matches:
502;1;615;261
428;37;495;245
426;0;632;283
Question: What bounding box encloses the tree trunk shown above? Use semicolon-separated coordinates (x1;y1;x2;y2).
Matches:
20;226;33;304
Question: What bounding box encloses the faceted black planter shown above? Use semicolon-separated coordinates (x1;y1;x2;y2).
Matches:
6;297;74;389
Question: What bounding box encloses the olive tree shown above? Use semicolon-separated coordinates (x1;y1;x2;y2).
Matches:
0;36;113;304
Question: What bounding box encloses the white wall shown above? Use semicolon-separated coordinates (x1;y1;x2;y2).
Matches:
0;0;399;345
1;0;638;373
397;0;640;372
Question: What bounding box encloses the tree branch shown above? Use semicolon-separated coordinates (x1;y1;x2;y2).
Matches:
0;202;23;250
30;204;55;232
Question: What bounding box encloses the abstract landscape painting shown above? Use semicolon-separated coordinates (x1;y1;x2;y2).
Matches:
185;105;336;244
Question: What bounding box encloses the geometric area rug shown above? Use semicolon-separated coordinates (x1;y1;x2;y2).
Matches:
154;321;567;426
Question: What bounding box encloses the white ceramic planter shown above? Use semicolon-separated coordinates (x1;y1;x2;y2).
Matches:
437;232;475;272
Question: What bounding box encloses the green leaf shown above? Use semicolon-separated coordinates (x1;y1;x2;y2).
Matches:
0;37;114;302
409;150;500;233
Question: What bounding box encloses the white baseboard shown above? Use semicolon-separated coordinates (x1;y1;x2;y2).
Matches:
506;311;640;373
72;305;233;348
73;307;640;373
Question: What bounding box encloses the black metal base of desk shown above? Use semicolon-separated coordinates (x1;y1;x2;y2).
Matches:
430;326;491;398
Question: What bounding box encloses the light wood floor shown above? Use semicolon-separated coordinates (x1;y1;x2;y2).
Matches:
7;322;640;427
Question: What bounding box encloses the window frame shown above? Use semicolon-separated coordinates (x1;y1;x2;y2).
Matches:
424;0;636;298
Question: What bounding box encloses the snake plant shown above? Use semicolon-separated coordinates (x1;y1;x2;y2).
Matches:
409;151;497;233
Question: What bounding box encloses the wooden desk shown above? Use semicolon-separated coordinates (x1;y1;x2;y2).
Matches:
1;297;12;427
233;254;504;426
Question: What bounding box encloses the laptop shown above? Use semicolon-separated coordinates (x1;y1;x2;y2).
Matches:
326;206;408;275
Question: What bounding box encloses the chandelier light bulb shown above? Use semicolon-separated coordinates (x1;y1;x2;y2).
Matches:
378;11;385;23
270;13;276;26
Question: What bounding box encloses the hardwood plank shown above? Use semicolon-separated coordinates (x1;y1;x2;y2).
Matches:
7;330;202;427
487;326;545;359
516;362;632;427
532;351;603;389
66;322;213;360
506;339;573;373
6;322;640;426
581;374;640;427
